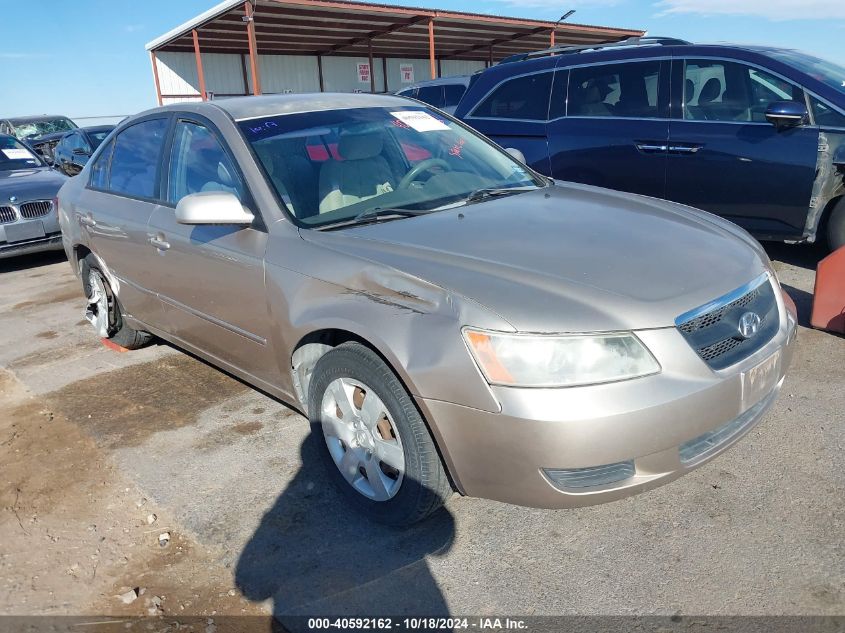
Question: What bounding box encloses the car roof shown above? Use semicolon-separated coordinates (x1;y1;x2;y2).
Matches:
6;115;73;124
81;125;115;133
146;93;420;123
496;39;808;70
400;76;470;90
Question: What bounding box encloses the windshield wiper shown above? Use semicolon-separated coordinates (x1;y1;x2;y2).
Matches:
462;186;541;206
318;207;428;231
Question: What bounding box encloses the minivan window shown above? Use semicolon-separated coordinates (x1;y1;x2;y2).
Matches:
108;118;168;199
416;86;445;108
810;96;845;129
89;139;114;190
471;72;553;120
167;121;243;204
683;60;804;123
568;61;661;119
444;84;466;107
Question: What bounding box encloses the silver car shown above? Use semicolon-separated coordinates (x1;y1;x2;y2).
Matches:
57;94;797;526
1;134;67;259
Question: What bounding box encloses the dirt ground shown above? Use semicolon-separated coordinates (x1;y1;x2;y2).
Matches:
0;244;842;626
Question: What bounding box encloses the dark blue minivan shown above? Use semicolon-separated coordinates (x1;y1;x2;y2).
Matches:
455;39;845;249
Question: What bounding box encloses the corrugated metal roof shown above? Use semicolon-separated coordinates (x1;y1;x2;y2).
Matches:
146;0;643;62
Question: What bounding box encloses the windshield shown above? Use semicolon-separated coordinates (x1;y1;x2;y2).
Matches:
11;117;77;140
768;50;845;96
0;136;45;170
239;106;544;228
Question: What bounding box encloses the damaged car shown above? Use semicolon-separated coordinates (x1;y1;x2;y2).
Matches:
456;41;845;250
58;95;797;526
0;115;79;164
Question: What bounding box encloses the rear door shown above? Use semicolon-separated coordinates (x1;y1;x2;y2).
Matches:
666;57;819;239
546;58;670;197
75;116;170;325
145;116;276;384
462;70;554;174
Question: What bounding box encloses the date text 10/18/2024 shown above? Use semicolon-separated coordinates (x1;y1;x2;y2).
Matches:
307;617;528;630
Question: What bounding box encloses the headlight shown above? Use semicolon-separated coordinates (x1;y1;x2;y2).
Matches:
463;328;660;388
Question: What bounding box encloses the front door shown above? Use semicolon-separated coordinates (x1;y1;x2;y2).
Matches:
547;59;671;197
145;117;277;385
666;58;819;239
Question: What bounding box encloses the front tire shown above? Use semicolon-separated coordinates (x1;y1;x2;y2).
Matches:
827;197;845;252
80;254;153;350
308;342;452;526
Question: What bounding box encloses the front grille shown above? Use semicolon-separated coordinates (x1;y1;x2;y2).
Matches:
0;206;16;224
676;274;779;370
19;200;53;219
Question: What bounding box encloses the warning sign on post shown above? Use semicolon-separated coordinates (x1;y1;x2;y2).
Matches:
400;64;415;84
357;62;371;84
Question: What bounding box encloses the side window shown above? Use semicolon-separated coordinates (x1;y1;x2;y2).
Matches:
810;96;845;129
471;72;553;120
444;83;466;107
416;86;445;109
89;139;114;190
683;60;803;123
568;61;661;118
68;133;87;152
108;118;168;199
167;120;244;204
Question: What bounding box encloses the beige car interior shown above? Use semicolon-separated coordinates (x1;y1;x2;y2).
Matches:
318;132;395;214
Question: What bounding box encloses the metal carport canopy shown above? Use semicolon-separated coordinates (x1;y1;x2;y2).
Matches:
146;0;643;99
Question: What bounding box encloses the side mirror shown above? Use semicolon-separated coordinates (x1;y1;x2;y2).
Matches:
175;191;255;226
505;147;526;164
765;101;808;128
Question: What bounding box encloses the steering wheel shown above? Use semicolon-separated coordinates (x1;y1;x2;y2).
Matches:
398;158;451;189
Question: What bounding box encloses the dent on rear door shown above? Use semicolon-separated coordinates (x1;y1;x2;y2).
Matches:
76;188;162;323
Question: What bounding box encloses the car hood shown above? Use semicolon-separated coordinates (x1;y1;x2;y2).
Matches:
23;131;66;143
303;183;767;332
0;168;68;201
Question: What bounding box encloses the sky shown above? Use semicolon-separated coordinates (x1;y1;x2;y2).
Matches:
1;0;843;119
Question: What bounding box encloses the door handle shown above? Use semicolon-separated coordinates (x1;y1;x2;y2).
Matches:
635;143;668;153
149;236;170;251
79;215;96;228
668;144;702;154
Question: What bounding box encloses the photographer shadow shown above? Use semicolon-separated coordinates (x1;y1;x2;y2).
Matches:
235;429;455;631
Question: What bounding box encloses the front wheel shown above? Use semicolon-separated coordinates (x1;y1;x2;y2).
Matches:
80;254;153;350
827;197;845;252
308;342;452;526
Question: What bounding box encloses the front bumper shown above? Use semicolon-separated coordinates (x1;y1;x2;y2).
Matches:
0;233;64;259
418;290;798;509
0;203;63;259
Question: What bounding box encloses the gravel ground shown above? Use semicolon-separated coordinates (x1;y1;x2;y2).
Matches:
0;244;842;624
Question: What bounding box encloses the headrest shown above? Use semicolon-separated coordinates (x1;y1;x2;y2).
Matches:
685;78;695;102
699;77;722;104
338;132;383;160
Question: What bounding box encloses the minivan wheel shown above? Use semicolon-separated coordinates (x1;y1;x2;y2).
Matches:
80;254;153;350
308;342;452;526
827;198;845;252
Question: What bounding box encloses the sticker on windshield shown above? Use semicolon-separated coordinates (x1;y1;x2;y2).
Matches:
391;111;449;132
2;148;34;160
